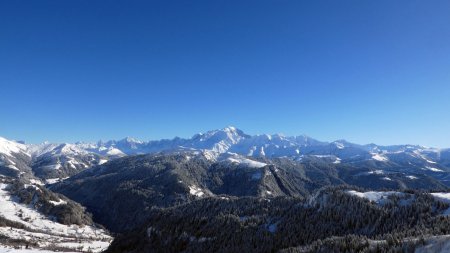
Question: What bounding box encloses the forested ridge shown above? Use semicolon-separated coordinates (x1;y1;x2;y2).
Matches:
106;186;450;253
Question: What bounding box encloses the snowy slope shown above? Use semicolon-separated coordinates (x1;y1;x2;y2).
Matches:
0;247;76;253
347;190;404;204
217;152;267;168
0;137;28;158
0;183;111;252
0;137;32;176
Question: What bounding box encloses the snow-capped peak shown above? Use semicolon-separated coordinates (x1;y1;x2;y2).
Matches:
190;126;249;153
120;137;143;144
223;126;238;132
0;136;28;157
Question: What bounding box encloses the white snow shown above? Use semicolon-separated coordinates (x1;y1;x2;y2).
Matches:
413;150;438;164
0;137;27;158
424;166;444;172
368;170;384;175
0;246;77;252
193;127;245;153
226;155;266;168
202;150;219;161
105;148;125;156
48;199;67;206
44;178;68;184
371;153;388;162
259;146;266;156
333;157;341;164
347;190;402;204
312;155;334;158
425;159;437;164
334;142;345;149
406;175;418;180
0;183;111;252
57;144;89;156
430;192;450;201
28;179;44;186
98;159;108;165
26;143;58;157
189;185;204;197
6;165;19;171
382;177;392;181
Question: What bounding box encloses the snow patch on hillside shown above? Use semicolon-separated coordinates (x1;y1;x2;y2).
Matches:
45;178;68;185
48;198;67;206
226;156;267;168
189;185;204;197
347;190;402;204
0;246;77;252
98;159;108;165
333;142;345;149
333;157;342;164
371;153;388;162
424;166;444;172
0;183;111;252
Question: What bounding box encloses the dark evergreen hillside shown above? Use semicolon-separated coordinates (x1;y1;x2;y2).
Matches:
106;187;450;253
51;152;447;233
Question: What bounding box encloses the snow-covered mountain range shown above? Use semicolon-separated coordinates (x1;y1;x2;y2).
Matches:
1;127;450;252
1;126;450;182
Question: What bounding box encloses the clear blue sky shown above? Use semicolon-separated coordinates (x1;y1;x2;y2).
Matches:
1;0;450;147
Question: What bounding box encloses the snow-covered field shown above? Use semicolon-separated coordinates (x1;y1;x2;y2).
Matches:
0;183;112;252
224;153;267;168
226;156;267;168
0;246;76;253
347;190;403;204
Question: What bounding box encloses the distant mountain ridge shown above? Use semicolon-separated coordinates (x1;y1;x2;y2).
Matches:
1;127;450;183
